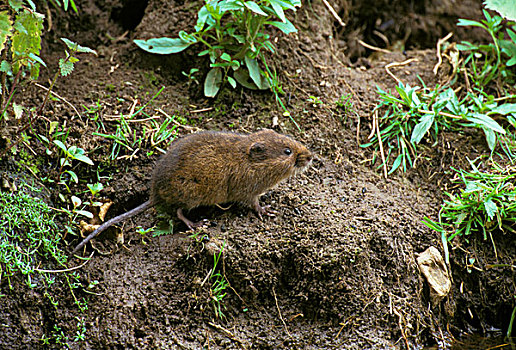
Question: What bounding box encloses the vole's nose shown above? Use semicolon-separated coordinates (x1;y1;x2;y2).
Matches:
296;151;313;167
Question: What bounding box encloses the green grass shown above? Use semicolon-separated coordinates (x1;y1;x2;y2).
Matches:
423;160;516;245
362;82;511;174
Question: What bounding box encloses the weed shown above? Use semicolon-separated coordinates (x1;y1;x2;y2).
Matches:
335;94;354;112
0;182;67;288
92;87;178;160
363;82;510;174
134;0;300;98
423;160;516;246
457;10;516;87
209;241;228;319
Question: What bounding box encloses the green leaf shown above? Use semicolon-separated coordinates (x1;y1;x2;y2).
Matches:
487;103;516;115
64;170;79;183
0;11;13;55
8;0;23;12
134;37;195;55
53;140;68;153
59;58;74;76
11;10;44;79
244;56;269;90
75;210;94;219
484;0;516;21
388;154;403;175
28;53;46;67
266;20;297;34
244;1;267;16
270;0;286;22
204;67;222;97
465;113;506;134
457;18;486;29
73;153;94;165
483;126;497;151
0;60;12;75
228;76;237;88
219;1;244;12
61;38;97;55
484;198;498;220
233;68;258;89
410;113;434;144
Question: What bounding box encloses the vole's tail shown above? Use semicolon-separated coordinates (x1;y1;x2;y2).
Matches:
71;199;153;255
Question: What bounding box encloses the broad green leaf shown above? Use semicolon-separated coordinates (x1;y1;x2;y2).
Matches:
0;11;12;55
234;68;258;89
271;0;297;11
73;153;94;165
53;140;67;153
484;0;516;21
219;1;244;12
244;56;269;89
75;210;94;219
228;76;237;88
244;2;267;16
270;0;286;22
59;58;74;76
61;38;97;54
11;10;44;79
134;37;195;55
8;0;23;12
266;20;297;34
465;113;506;134
487;103;516;115
484;198;498;219
220;52;231;61
410;113;434;144
0;60;11;74
28;53;46;67
204;67;222;97
482;126;497;151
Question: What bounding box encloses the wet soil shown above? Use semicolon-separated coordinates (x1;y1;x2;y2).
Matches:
0;0;514;349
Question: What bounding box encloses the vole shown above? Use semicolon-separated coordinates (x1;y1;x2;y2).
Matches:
72;129;312;255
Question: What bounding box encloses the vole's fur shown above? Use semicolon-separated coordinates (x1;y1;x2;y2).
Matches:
72;129;312;255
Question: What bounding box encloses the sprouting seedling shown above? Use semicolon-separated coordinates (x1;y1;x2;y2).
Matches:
38;38;97;114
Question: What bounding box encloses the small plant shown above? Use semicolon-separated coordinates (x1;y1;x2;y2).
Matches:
136;226;155;244
0;2;45;120
457;8;516;87
134;0;301;97
363;82;509;174
423;160;516;244
209;241;228;319
0;182;68;288
92;87;178;161
335;94;354;112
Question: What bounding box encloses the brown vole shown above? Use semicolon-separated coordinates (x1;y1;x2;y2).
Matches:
72;129;312;254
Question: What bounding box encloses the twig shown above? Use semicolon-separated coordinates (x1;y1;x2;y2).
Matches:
34;82;82;118
385;58;418;84
358;40;391;54
190;107;213;113
272;287;291;337
375;110;388;178
35;252;94;273
104;115;161;122
433;32;453;75
321;0;345;27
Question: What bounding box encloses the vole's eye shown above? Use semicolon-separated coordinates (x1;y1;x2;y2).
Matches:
284;148;292;155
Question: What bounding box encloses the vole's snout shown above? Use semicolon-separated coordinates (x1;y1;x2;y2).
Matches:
295;151;313;168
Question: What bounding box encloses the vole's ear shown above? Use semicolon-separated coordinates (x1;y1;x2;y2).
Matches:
249;142;267;160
